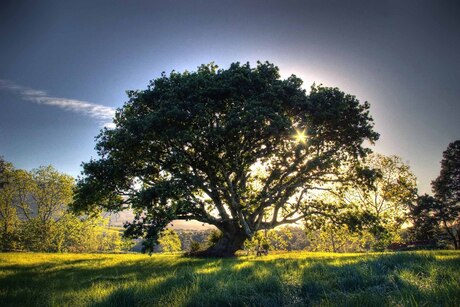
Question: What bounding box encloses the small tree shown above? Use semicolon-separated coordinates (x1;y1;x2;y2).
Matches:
432;140;460;249
0;160;128;253
158;229;182;252
311;153;417;250
74;62;378;256
207;229;223;247
306;224;362;252
0;158;21;251
17;166;74;251
267;227;293;251
407;194;441;242
51;214;97;252
243;227;294;252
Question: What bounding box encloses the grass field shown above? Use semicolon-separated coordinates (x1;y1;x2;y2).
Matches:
1;251;459;306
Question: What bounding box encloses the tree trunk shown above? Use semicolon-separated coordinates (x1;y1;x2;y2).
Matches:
443;220;458;250
193;229;248;257
330;232;336;253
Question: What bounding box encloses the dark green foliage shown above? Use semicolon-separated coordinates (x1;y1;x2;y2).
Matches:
407;140;460;249
408;195;442;242
74;61;379;256
432;140;460;249
0;156;10;189
207;229;223;245
433;140;460;207
189;241;202;253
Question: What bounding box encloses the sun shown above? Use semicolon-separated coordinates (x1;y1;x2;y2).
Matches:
294;129;307;144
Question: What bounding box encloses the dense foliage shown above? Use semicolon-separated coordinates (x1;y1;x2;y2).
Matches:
432;140;460;249
74;62;379;256
156;229;182;253
407;140;460;249
307;154;418;251
0;160;127;253
408;195;442;242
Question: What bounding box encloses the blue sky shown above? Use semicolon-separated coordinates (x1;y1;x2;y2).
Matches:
1;0;459;194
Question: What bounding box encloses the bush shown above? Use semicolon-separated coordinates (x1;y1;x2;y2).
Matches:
207;230;223;246
189;241;201;253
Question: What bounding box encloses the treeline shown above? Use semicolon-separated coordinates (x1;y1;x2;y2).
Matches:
122;226;311;254
301;142;459;252
142;226;310;254
0;161;132;252
1;140;458;254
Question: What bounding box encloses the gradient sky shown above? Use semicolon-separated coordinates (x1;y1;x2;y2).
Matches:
1;0;459;194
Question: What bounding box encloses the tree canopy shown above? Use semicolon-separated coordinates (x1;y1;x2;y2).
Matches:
74;61;379;256
432;140;460;209
305;153;417;250
408;194;441;242
432;140;460;249
0;159;132;253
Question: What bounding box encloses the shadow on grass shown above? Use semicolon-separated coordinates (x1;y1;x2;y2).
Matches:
1;252;459;306
0;255;209;306
92;252;460;307
296;253;460;306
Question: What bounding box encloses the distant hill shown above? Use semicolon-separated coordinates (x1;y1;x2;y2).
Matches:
107;210;215;230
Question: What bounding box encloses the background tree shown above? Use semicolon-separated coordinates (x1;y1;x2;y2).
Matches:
432;140;460;249
284;226;310;250
243;227;293;252
0;158;21;251
51;214;99;252
207;229;223;247
0;156;8;188
157;229;182;253
407;194;441;243
305;223;372;253
0;159;132;253
17;166;74;251
267;227;293;251
74;62;379;256
312;153;417;250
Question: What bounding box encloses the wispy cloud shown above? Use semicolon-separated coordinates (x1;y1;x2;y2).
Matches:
0;79;116;128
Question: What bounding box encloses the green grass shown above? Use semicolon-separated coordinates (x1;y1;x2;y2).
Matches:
1;251;459;306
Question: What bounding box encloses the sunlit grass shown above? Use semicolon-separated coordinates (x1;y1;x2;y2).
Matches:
1;251;459;306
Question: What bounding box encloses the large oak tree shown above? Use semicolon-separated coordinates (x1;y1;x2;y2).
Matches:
74;62;379;256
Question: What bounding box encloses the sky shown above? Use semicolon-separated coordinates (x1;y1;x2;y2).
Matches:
0;0;459;195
